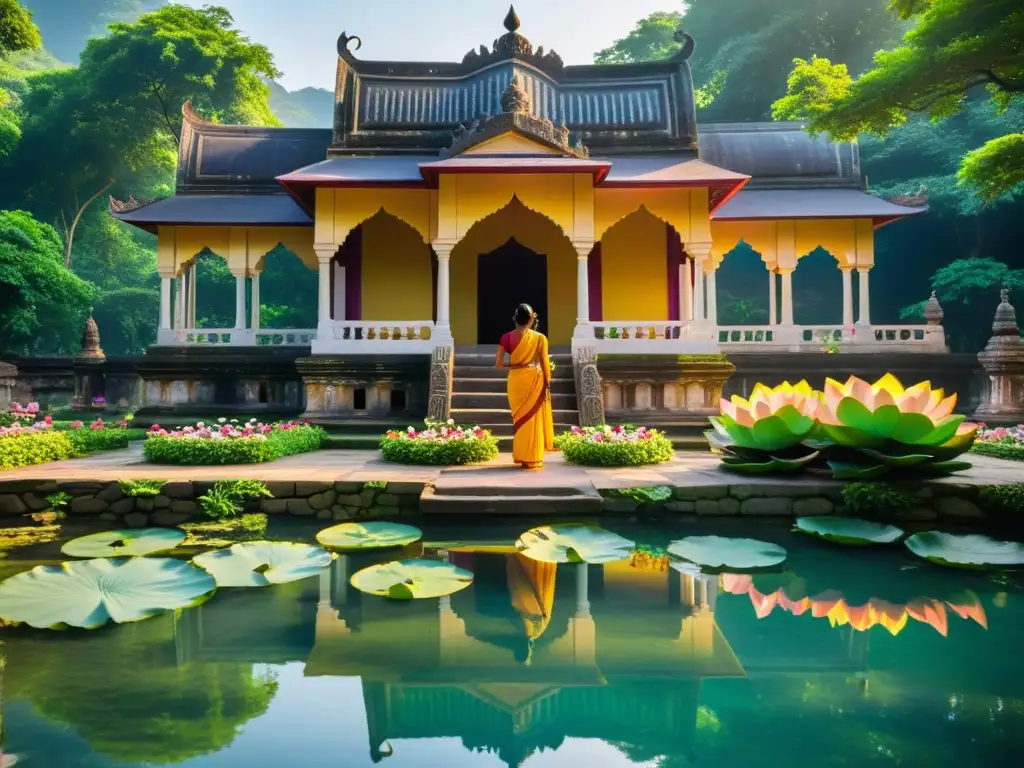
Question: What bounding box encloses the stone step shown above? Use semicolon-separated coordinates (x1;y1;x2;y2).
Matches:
420;486;603;514
452;377;577;395
451;392;577;410
452;365;576;380
451;408;579;423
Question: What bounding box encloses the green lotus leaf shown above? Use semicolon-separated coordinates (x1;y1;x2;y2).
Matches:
827;461;889;480
704;427;732;453
720;451;818;475
820;423;880;448
794;516;904;546
350;558;473;599
0;557;215;630
61;528;186;559
890;412;939;444
841;400;901;440
750;414;802;452
905;532;1024;569
515;523;634;564
930;429;976;459
858;449;933;467
913;414;966;447
773;404;816;436
912;460;973;476
667;535;787;572
192;541;334;587
711;414;757;449
316;522;422;551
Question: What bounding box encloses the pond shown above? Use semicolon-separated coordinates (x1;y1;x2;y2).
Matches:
1;518;1022;767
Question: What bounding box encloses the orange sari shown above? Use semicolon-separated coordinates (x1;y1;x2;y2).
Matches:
506;329;554;468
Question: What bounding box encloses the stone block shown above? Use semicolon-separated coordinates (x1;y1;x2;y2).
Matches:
740;498;792;516
295;482;332;497
387;482;425;496
334;481;363;494
694;500;722;515
99;512;118;522
171;500;198;514
0;494;28;515
151;511;192;526
603;498;639;513
674;486;727;501
136;498;155;512
366;506;395;518
336;494;363;506
162;481;194;500
359;489;377;507
110;497;136;515
264;482;296;498
57;481;104;494
317;509;333;520
70;496;108;514
376;493;401;507
124;512;149;528
665;501;694;513
262;499;289;514
897;506;939;521
22;493;49;511
935;497;984;519
98;483;124;503
287;499;315;516
309;490;336;510
793;497;834;517
731;483;839;501
717;498;740;515
154;495;172;509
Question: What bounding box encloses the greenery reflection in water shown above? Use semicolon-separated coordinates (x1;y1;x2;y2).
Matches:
1;525;1022;767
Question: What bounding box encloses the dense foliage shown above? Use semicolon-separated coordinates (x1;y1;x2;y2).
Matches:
972;424;1024;462
380;420;500;465
0;429;75;469
143;419;324;465
556;425;675;467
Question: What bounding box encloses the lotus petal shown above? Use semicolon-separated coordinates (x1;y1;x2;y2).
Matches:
751;415;803;451
847;376;873;405
668;535;787;571
945;590;988;629
905;532;1024;568
928;393;958;421
872;373;905;399
350;558;473;599
857;449;933;467
193;541;334;587
914;414;966;447
794;517;904;546
61;527;186;558
316;522;422;551
516;523;634;564
906;598;949;637
0;557;215;630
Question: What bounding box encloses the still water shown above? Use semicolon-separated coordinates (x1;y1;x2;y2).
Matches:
1;519;1023;767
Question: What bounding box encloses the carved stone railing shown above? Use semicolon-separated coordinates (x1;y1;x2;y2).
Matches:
718;324;946;352
586;321;719;355
311;320;436;355
155;328;315;347
596;354;735;418
255;329;316;347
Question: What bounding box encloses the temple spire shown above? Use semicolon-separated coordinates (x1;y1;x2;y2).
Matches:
504;5;521;33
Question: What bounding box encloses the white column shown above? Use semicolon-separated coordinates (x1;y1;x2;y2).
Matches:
433;243;454;343
768;269;777;325
315;246;334;332
688;244;711;326
175;274;185;330
333;261;347;322
841;268;854;327
575;563;590;618
250;273;260;331
705;267;718;326
573;241;592;339
779;269;795;326
187;263;197;328
857;267;871;326
233;273;246;330
159;276;172;330
680;258;692;321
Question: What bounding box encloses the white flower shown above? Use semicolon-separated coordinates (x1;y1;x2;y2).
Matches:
218;417;226;424
447;418;455;426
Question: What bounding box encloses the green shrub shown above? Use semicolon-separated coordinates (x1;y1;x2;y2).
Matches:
45;491;72;511
198;479;273;520
971;442;1024;462
119;479;166;498
380;431;499;465
64;428;147;455
841;482;914;516
0;431;76;470
557;426;674;467
606;486;673;504
143;426;324;466
978;484;1024;517
363;480;387;490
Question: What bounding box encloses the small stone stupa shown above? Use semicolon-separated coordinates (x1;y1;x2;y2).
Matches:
973;289;1024;423
73;314;107;408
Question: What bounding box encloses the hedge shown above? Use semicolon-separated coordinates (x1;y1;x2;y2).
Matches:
0;431;77;470
143;426;324;465
556;425;674;467
971;442;1024;462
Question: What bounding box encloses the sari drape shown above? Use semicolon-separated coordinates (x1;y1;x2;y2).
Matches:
507;329;554;467
507;553;557;666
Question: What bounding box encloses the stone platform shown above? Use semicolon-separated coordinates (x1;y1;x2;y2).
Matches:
1;448;1023;525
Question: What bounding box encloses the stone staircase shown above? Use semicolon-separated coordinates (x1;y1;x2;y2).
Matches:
449;345;579;447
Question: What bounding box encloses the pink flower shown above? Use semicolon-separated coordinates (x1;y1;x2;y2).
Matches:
44;415;53;425
70;420;83;429
90;418;105;431
117;420;129;428
592;432;604;442
26;402;39;413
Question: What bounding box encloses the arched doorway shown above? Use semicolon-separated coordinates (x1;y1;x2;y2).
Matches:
476;237;548;344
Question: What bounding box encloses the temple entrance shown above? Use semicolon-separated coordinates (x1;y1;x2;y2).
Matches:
477;238;548;344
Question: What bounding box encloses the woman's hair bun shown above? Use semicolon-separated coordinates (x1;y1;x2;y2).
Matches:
514;303;534;325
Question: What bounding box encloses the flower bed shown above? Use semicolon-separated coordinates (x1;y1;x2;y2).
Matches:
0;414;144;470
555;425;674;467
380;419;499;465
970;425;1024;461
143;419;325;465
61;418;147;454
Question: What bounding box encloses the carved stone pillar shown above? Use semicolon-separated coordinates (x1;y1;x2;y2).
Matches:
974;289;1024;424
427;345;454;422
573;346;605;427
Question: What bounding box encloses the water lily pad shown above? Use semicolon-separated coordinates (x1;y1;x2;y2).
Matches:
668;535;787;571
515;523;634;564
316;522;422;551
192;541;334;587
350;558;474;600
61;528;186;558
0;557;215;630
905;532;1024;569
794;517;904;546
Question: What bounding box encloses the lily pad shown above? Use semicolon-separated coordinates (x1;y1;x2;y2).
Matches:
316;522;422;551
794;517;904;546
668;535;787;572
192;541;334;587
905;532;1024;569
515;523;635;564
0;557;215;630
61;528;186;558
350;558;474;600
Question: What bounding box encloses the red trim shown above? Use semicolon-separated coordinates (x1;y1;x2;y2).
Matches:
419;163;611;188
513;384;549;435
708;179;749;215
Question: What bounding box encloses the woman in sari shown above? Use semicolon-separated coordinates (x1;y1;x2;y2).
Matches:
495;303;554;469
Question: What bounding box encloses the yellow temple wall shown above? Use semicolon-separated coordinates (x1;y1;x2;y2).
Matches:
710;218;875;270
155;226;316;275
360;212;435;322
600;208;669;321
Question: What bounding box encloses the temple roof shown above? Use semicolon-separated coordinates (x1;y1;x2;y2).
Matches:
712;188;926;227
108;193;312;233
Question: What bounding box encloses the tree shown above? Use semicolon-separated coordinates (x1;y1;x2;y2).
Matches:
92;286;158;354
0;0;40;54
594;11;684;65
773;0;1024;203
0;210;95;355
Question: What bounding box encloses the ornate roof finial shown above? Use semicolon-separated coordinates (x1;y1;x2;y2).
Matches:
76;315;105;362
501;75;531;114
923;291;944;326
504;5;521;33
992;288;1019;337
673;29;695;60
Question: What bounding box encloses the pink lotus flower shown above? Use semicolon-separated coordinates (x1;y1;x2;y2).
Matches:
90;418;105;431
70;420;83;429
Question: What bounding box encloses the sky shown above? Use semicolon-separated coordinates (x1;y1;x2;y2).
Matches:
178;0;683;91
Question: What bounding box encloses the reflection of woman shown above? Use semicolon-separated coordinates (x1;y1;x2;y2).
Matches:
507;553;557;665
495;303;555;470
